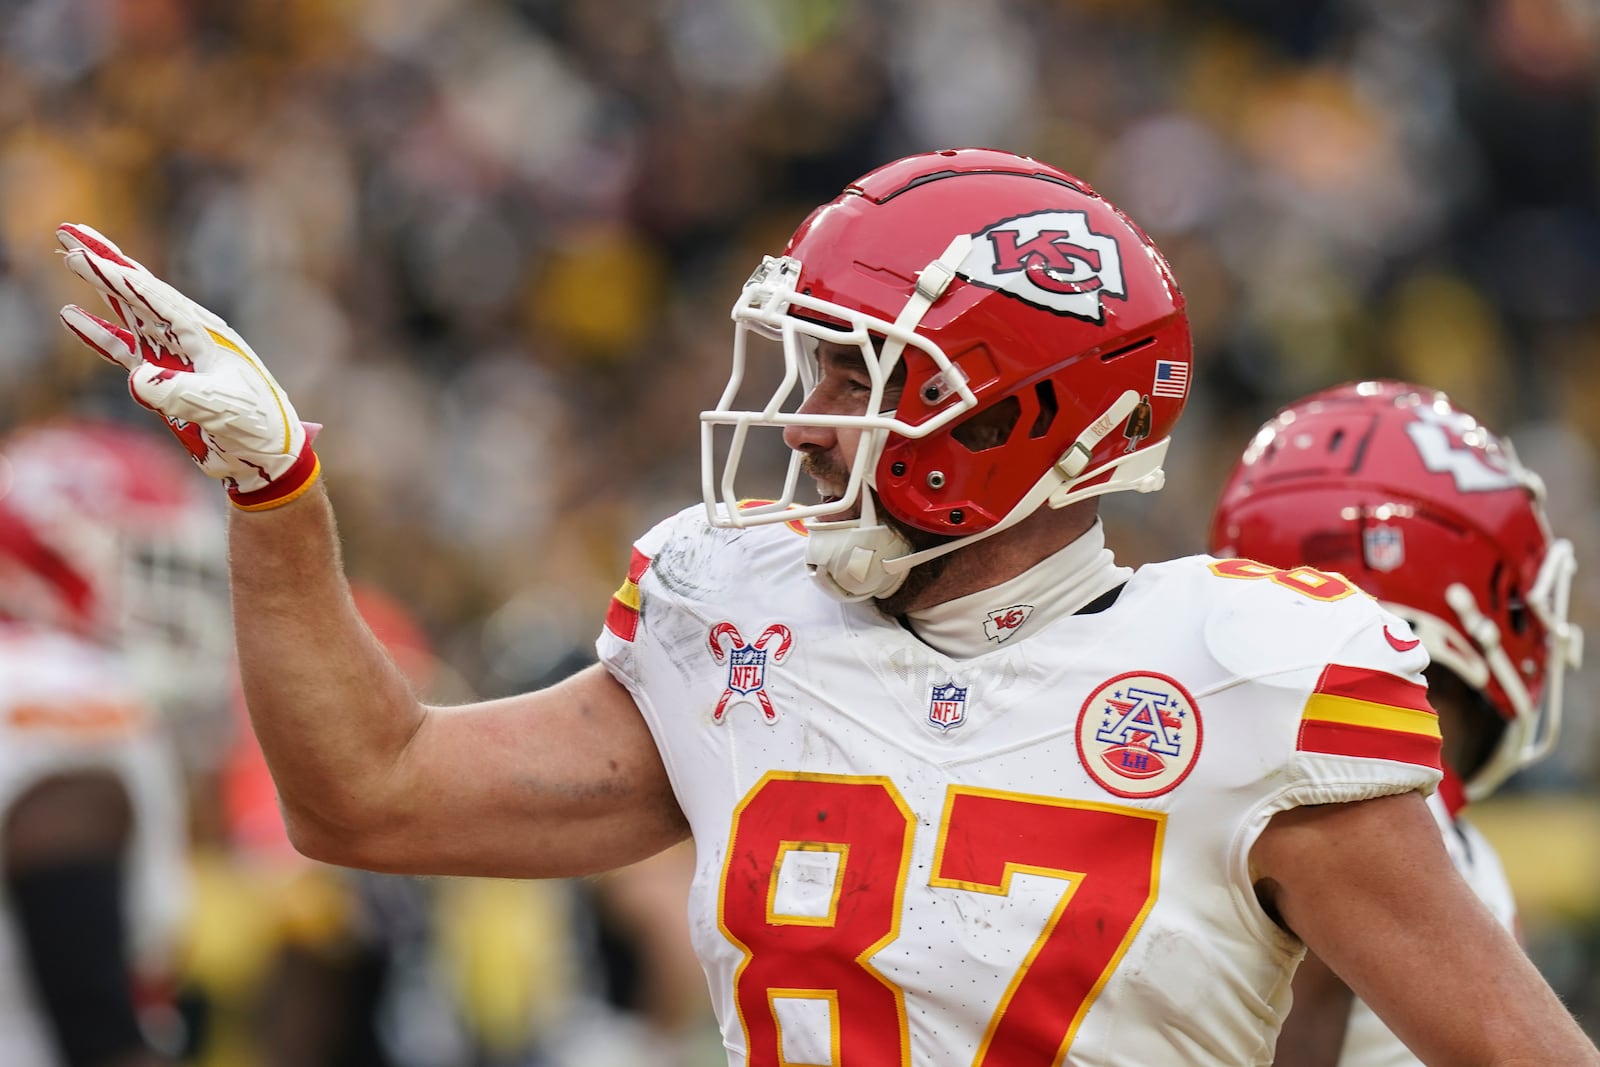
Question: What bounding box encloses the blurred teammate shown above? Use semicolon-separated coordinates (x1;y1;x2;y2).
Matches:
1210;380;1584;1065
0;419;223;1067
55;148;1600;1064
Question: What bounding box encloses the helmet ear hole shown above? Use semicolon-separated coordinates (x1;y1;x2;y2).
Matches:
952;397;1022;453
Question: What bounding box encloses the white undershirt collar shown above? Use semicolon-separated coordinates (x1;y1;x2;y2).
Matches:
902;518;1131;659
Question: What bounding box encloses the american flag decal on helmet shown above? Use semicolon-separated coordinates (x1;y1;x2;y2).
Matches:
1152;360;1188;399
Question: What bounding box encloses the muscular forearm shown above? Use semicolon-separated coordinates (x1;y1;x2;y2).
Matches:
228;483;424;847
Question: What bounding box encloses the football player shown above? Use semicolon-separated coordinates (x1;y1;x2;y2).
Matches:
54;148;1599;1065
0;419;221;1066
1210;380;1584;1066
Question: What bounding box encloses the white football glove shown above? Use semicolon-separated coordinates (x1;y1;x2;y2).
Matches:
56;223;321;511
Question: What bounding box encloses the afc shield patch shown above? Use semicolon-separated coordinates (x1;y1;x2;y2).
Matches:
1075;671;1203;798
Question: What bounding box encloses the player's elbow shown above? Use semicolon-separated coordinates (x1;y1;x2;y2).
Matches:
279;801;391;870
278;804;342;864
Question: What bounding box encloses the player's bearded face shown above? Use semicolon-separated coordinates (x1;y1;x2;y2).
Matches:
789;340;954;609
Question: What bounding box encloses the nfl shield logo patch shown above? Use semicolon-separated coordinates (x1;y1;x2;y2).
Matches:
928;682;969;731
708;621;793;724
1363;524;1405;572
726;646;767;694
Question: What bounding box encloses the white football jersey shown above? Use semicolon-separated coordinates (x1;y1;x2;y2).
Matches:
598;509;1444;1067
0;623;189;1067
1338;791;1517;1067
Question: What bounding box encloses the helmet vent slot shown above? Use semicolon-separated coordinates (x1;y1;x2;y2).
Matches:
1508;590;1529;636
1098;337;1155;363
952;397;1022;453
1028;382;1059;439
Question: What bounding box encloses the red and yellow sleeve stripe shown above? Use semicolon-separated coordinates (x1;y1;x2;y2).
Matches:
1297;664;1441;771
604;548;651;642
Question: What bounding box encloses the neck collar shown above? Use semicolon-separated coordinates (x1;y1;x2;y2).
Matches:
902;519;1130;659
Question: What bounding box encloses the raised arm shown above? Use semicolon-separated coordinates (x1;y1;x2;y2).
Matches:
230;490;687;877
1254;791;1597;1066
56;224;687;880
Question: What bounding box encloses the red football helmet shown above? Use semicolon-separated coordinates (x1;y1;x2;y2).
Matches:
1209;381;1582;799
700;148;1192;598
0;417;233;725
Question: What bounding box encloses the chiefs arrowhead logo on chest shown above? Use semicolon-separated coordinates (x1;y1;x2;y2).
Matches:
1075;671;1203;798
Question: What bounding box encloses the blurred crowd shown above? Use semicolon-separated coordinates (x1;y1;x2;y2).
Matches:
0;0;1597;1062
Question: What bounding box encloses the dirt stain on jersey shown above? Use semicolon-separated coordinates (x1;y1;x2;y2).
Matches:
650;527;743;603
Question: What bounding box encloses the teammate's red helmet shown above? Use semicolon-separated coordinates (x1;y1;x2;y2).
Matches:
1209;381;1582;799
702;148;1192;598
0;418;232;720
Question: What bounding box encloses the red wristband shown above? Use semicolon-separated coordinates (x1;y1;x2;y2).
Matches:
228;448;321;512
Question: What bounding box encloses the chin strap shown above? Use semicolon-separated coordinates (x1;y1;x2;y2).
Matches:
804;470;915;601
807;390;1163;602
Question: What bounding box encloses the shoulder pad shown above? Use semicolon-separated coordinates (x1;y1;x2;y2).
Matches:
1197;556;1423;682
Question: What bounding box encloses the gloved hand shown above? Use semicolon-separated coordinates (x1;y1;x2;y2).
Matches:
56;223;320;511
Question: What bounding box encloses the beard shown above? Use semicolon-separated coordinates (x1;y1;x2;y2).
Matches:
800;451;853;518
872;507;956;616
801;450;958;613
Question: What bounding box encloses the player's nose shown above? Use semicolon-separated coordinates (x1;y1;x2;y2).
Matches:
782;389;840;452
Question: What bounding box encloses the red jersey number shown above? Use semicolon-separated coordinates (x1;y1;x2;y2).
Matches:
720;772;1165;1065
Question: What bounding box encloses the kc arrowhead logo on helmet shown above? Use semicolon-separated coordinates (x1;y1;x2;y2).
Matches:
958;210;1127;322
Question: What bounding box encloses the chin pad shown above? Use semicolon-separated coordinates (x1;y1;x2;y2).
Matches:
804;524;913;601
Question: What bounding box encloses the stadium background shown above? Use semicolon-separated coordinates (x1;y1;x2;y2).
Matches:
0;0;1595;1062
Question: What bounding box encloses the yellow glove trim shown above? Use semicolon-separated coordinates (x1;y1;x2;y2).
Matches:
207;328;296;454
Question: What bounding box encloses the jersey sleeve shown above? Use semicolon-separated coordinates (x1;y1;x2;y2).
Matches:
594;508;685;687
1284;610;1442;804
